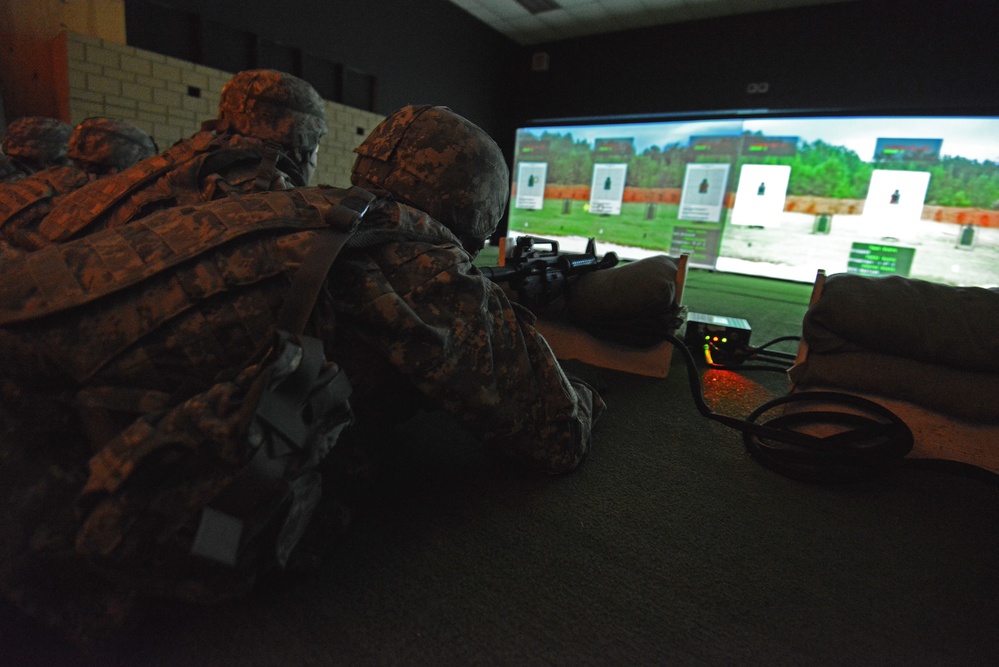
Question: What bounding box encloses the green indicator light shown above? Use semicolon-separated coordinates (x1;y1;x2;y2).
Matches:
748;146;766;151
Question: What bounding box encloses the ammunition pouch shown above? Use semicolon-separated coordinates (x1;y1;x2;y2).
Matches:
191;331;353;568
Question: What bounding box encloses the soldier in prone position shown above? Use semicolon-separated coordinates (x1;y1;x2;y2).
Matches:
0;105;603;647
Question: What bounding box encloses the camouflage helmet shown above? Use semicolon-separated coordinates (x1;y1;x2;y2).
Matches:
350;105;510;247
67;117;159;173
216;69;327;150
1;116;73;166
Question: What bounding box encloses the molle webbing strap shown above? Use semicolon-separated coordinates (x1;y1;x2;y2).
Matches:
255;143;281;191
0;178;48;227
38;155;175;241
0;167;91;229
37;134;213;242
0;189;332;326
275;186;377;335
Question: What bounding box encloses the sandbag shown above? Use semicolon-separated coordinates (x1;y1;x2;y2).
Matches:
566;254;683;347
801;273;999;374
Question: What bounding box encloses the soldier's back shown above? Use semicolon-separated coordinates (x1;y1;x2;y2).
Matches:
0;165;94;249
37;131;306;244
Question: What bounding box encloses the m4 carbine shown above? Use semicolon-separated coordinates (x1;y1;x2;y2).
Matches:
479;235;619;310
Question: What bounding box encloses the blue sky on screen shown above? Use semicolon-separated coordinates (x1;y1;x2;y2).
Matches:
522;116;999;163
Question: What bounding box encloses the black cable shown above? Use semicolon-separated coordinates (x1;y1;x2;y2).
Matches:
664;332;999;486
752;335;801;353
700;333;799;371
753;349;796;362
703;347;792;372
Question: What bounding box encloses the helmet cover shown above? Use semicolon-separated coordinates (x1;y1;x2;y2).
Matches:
67;117;158;173
216;69;327;150
1;116;73;165
350;105;509;244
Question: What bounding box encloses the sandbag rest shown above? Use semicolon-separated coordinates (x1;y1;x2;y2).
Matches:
788;270;999;475
534;253;689;378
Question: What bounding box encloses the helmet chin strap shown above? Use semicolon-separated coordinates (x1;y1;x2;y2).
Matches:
297;145;319;186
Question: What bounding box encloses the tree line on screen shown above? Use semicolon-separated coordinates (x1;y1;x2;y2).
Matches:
524;131;999;209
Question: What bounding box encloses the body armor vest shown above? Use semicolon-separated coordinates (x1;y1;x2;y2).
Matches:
37;131;304;244
1;186;367;391
0;165;94;249
0;185;380;618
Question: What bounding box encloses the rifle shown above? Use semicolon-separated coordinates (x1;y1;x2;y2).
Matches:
479;235;619;309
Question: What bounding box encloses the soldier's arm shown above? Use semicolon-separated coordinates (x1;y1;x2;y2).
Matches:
334;241;603;474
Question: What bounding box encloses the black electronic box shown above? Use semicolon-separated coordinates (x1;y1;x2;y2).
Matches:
683;312;752;358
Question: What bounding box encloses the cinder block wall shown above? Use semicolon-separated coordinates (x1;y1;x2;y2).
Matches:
65;32;384;187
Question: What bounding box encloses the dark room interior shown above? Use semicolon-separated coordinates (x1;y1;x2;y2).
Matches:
2;1;998;665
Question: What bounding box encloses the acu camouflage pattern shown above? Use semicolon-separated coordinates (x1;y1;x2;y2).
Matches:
0;186;368;644
1;116;73;169
0;165;94;249
0;381;135;648
0;118;157;250
0;186;355;390
351;105;510;247
0;344;335;647
0;184;601;644
327;206;602;474
67;117;158;174
216;69;328;150
36;129;310;245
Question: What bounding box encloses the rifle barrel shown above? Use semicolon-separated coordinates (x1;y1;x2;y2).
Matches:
479;264;518;282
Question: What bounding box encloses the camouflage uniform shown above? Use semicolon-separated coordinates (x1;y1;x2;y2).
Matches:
346;104;602;471
36;69;326;245
1;187;598;474
0;106;601;645
0;118;157;250
0;166;94;249
0;187;364;644
0;116;73;182
327;207;602;474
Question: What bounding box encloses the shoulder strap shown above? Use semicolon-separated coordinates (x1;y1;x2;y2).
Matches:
276;186;377;334
189;186;377;567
